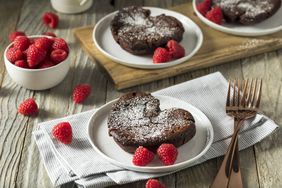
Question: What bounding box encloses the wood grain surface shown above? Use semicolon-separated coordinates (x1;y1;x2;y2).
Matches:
0;0;281;188
74;2;282;90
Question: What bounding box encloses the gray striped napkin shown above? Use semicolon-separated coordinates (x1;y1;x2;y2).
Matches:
33;72;278;188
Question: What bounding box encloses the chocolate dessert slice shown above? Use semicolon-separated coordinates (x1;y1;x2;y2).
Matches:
108;92;196;153
213;0;281;25
111;6;185;55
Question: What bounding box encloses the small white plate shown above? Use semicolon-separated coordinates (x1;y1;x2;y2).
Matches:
87;94;214;173
193;0;282;36
93;7;203;69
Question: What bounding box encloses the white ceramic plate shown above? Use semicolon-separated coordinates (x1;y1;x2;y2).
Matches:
87;94;214;173
93;7;203;69
193;0;282;36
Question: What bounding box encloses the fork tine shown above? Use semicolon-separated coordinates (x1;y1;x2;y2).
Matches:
233;79;236;106
255;79;262;108
240;79;248;107
226;80;231;107
237;79;240;107
251;79;258;107
246;79;253;106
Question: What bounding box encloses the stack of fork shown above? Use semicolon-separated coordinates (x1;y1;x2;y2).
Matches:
211;79;262;188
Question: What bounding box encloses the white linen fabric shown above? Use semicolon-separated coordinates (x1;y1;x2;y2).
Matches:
33;72;278;188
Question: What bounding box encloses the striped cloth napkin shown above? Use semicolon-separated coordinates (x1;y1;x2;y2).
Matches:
33;72;278;188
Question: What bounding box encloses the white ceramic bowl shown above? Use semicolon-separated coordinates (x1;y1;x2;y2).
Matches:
50;0;93;14
4;35;70;90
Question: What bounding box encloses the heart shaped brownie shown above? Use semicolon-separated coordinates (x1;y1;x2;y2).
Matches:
110;6;185;55
108;92;196;153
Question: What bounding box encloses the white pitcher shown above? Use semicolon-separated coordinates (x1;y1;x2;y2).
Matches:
50;0;93;14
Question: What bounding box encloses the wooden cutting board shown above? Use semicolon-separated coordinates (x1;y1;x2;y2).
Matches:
73;2;282;90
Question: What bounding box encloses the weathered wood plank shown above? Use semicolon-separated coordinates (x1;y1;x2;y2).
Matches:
0;0;29;187
0;0;23;87
241;50;282;187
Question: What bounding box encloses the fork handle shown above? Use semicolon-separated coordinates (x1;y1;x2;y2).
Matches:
227;119;243;188
210;120;242;188
225;119;242;176
228;143;243;188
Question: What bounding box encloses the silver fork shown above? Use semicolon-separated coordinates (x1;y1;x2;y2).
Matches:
210;79;262;188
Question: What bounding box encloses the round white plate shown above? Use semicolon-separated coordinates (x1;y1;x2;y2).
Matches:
193;0;282;36
93;7;203;69
87;94;214;173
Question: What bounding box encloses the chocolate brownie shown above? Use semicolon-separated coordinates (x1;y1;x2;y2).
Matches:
108;92;196;153
110;6;185;55
213;0;281;25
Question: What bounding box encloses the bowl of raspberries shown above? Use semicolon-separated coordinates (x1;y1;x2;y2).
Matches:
4;35;70;90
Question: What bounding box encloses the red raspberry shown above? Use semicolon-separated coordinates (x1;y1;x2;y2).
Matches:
196;0;211;16
206;7;223;25
72;84;92;104
42;32;56;37
34;37;54;51
50;49;68;64
52;38;69;53
13;36;30;51
167;40;185;59
26;44;47;68
132;146;154;166
52;122;72;144
146;179;165;188
6;47;24;63
15;60;28;68
18;98;38;116
152;47;172;64
157;144;178;166
39;59;55;69
8;31;26;42
42;12;59;28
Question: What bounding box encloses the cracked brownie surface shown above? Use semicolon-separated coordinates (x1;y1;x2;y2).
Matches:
213;0;281;25
110;6;185;55
108;92;196;153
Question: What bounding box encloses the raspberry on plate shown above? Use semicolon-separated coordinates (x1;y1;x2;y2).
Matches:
18;98;38;116
42;12;59;28
13;36;30;51
52;38;69;53
132;146;154;166
72;84;92;104
42;32;56;37
50;49;68;64
52;122;72;144
206;7;223;25
167;40;185;59
8;31;26;42
6;47;24;63
26;44;47;68
153;47;172;64
146;179;165;188
15;60;28;68
157;143;178;166
196;0;211;16
34;37;54;51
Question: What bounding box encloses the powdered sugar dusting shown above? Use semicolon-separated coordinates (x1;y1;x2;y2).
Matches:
215;0;275;18
108;94;193;142
113;6;184;42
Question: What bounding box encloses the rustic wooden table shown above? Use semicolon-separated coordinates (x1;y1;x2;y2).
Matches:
1;0;282;187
